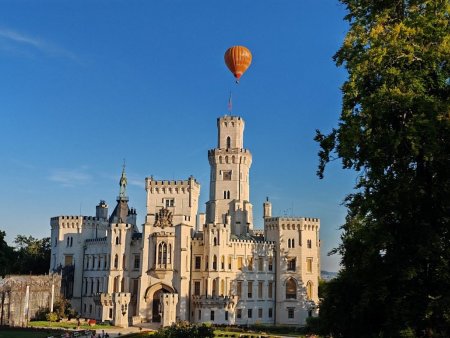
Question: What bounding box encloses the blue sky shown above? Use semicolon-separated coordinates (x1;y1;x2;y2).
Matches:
0;1;354;272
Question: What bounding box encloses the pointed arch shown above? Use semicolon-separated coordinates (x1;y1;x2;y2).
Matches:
306;281;313;300
285;278;297;299
226;136;231;149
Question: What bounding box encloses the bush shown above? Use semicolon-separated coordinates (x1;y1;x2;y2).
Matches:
153;322;214;338
46;312;59;322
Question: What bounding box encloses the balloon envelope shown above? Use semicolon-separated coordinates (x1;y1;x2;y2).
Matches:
224;46;252;80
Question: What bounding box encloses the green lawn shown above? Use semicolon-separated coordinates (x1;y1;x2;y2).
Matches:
29;321;112;330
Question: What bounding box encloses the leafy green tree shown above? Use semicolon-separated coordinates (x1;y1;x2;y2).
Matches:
0;230;15;276
315;1;449;337
13;235;51;275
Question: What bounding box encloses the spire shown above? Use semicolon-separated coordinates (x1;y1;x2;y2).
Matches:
119;161;128;200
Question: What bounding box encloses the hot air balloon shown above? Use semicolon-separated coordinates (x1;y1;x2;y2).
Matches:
224;46;252;83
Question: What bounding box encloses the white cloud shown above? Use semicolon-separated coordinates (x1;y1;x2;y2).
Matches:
49;168;92;187
0;27;78;61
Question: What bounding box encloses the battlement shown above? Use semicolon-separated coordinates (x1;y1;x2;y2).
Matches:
217;115;244;125
85;237;107;244
265;217;320;223
208;148;251;156
145;176;200;190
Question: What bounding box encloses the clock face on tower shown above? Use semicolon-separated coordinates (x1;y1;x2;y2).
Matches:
223;171;232;181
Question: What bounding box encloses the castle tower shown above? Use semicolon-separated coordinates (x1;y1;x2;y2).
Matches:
206;116;253;235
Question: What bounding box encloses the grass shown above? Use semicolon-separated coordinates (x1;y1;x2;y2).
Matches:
29;320;113;330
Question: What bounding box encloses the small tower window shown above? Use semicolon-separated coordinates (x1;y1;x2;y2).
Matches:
116;236;119;245
226;136;231;149
114;254;118;269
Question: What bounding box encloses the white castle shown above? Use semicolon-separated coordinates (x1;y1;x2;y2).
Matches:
50;115;320;327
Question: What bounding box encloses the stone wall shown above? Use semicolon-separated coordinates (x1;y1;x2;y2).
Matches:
0;274;62;327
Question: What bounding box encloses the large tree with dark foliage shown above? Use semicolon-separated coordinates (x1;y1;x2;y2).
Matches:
13;235;51;275
315;1;449;337
0;231;15;276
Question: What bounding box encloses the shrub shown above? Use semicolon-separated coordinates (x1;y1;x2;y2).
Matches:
46;312;59;322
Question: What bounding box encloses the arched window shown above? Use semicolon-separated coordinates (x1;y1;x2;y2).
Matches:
114;254;118;269
292;239;295;248
288;239;291;248
224;191;227;199
225;156;229;163
213;255;218;271
115;236;119;245
220;279;225;296
213;237;217;246
70;237;73;247
158;242;168;265
232;155;235;163
286;278;297;299
219;156;223;164
221;256;225;270
66;237;70;247
168;244;172;264
306;281;313;300
226;136;231;149
122;255;126;270
227;191;230;199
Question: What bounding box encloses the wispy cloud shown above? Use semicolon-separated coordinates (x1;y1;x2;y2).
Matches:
0;27;78;61
49;168;92;187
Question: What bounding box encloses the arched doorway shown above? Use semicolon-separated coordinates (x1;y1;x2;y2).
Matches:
145;283;176;323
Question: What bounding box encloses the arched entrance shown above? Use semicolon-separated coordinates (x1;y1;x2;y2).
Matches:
145;283;176;323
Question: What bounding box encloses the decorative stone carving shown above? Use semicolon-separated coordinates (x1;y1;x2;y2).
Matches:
154;208;173;228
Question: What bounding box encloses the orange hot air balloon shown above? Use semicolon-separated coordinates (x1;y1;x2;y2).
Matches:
224;46;252;83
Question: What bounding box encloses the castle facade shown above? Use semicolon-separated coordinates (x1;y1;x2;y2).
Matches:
50;115;320;327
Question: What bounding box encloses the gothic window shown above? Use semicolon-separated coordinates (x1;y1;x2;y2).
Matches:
115;236;119;245
213;255;217;271
292;239;295;248
226;136;231;149
286;278;297;299
225;156;229;163
158;242;168;266
227;191;230;199
70;237;73;247
221;255;225;270
194;281;201;296
134;255;140;270
287;258;296;271
307;239;312;248
306;281;313;300
168;244;172;264
306;257;313;273
114;254;118;269
224;191;227;199
66;237;70;247
220;279;225;295
268;257;273;271
195;256;201;270
288;239;291;248
213;237;217;246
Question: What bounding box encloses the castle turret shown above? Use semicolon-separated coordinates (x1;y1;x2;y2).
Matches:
205;116;253;235
263;197;272;219
96;200;108;220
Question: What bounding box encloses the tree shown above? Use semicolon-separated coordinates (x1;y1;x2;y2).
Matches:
0;231;15;276
13;235;51;275
315;1;449;337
